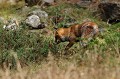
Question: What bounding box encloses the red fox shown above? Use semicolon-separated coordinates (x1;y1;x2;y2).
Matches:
55;21;99;50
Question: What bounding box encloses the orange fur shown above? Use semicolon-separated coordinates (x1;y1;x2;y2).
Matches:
55;21;99;50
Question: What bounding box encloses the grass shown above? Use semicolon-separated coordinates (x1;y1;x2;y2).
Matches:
0;1;120;79
0;52;120;79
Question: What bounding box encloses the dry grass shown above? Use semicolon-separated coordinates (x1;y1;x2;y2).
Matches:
1;64;120;79
0;51;120;79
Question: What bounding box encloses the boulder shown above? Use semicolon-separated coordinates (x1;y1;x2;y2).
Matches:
25;15;47;29
37;22;47;29
25;9;48;29
25;15;41;28
29;9;48;19
98;2;120;24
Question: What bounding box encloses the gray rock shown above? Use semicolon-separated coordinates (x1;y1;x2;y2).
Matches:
3;19;19;30
3;23;17;30
25;15;41;28
25;9;48;29
26;9;48;29
43;0;54;3
29;9;48;20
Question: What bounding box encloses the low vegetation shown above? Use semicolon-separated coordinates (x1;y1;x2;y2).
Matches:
0;0;120;79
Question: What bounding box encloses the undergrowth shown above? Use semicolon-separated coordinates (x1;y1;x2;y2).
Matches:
0;1;119;71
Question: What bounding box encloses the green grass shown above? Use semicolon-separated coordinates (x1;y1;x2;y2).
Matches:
0;1;119;71
0;1;120;79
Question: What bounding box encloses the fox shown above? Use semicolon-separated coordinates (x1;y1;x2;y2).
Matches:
55;21;99;50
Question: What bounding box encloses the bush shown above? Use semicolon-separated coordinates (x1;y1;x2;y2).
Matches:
0;28;53;68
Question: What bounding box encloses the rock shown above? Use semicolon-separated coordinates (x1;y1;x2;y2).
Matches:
25;15;41;28
25;15;47;29
98;2;120;24
3;23;17;30
29;9;48;19
32;22;47;29
27;9;48;28
43;0;54;3
25;9;48;29
3;19;19;30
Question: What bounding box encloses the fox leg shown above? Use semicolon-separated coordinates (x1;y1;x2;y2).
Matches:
65;41;75;50
80;35;88;48
64;41;75;55
65;34;76;50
